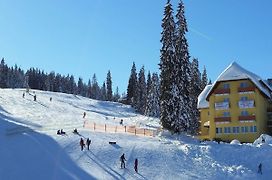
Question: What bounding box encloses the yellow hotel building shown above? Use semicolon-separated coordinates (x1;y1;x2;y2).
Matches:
198;62;272;143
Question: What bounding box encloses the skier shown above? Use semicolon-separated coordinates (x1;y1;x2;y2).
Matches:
86;138;91;150
60;129;66;135
120;153;126;168
57;129;61;135
33;94;37;101
50;97;52;102
22;93;25;98
258;163;262;174
83;112;86;118
80;138;85;151
134;158;138;173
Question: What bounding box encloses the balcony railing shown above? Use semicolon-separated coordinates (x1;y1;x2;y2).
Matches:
214;88;230;95
238;87;255;92
238;115;256;121
215;102;229;110
238;100;255;108
214;117;231;122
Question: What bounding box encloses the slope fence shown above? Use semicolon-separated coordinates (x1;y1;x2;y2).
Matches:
83;121;160;137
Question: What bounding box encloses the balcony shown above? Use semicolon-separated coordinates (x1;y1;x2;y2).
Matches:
214;88;230;95
215;102;229;110
238;115;256;121
238;86;255;93
214;117;231;123
238;100;255;109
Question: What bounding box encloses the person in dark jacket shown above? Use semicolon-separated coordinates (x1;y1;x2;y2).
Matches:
120;153;126;168
80;138;85;151
134;158;138;173
258;163;262;174
86;138;91;150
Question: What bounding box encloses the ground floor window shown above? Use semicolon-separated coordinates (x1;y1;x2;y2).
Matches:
216;127;223;134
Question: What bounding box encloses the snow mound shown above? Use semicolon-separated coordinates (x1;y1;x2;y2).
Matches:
230;139;240;145
253;134;272;146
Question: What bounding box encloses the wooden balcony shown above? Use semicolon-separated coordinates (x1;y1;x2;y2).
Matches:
214;117;231;122
238;115;256;121
214;88;230;95
238;86;255;93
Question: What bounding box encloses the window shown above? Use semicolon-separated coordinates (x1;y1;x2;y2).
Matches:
240;96;248;101
223;83;230;89
224;127;231;134
223;112;230;117
216;127;223;134
245;126;248;133
250;126;257;133
241;126;249;133
241;110;249;116
233;127;239;134
240;82;248;88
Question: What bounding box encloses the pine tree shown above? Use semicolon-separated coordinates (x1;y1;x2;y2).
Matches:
159;0;177;131
77;77;84;96
127;62;138;106
145;73;160;117
91;74;100;99
106;70;113;101
189;58;202;134
101;82;107;101
201;66;208;90
113;86;121;102
0;58;8;88
174;0;192;132
136;66;147;114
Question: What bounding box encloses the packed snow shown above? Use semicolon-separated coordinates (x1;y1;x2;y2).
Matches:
1;89;272;179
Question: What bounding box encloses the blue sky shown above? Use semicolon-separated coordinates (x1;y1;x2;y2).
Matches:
0;0;272;93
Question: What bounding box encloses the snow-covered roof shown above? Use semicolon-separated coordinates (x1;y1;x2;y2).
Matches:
206;62;272;99
197;85;212;109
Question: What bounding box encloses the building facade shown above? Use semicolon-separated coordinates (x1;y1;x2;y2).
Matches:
198;62;272;143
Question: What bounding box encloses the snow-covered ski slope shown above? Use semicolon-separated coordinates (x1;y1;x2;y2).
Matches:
1;88;272;180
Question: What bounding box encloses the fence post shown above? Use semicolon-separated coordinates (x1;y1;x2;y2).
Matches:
115;126;117;133
94;123;96;131
105;124;106;132
125;126;126;132
144;129;145;136
135;128;136;135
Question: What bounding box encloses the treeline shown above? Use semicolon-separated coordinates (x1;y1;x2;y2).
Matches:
0;58;120;101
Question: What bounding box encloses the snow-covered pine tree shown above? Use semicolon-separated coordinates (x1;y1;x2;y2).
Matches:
174;0;192;132
189;58;202;134
201;66;208;90
145;72;160;117
146;71;152;97
127;62;138;107
136;66;147;114
106;70;113;101
159;0;177;132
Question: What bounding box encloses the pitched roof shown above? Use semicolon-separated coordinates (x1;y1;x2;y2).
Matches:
197;85;212;109
197;62;272;108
